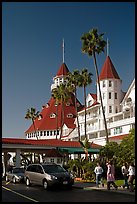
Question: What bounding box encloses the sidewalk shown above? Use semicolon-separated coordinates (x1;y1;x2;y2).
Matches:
73;182;135;195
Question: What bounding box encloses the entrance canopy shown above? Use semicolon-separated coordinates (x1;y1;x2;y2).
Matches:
59;147;100;154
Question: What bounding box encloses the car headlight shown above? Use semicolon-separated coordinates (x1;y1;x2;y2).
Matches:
47;174;58;180
70;173;75;179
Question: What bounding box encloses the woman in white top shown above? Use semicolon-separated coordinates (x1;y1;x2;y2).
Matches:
128;162;135;192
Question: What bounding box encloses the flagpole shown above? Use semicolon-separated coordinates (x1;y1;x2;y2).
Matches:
62;38;65;63
107;38;109;56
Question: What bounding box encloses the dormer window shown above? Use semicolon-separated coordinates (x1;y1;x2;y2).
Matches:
77;102;80;107
66;102;70;106
50;113;56;118
46;103;50;108
67;113;73;118
42;105;45;109
38;114;43;120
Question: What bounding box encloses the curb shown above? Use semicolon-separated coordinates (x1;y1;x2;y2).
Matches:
73;185;135;195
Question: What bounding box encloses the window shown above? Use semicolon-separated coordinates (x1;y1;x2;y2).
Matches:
66;102;70;106
88;100;92;106
67;113;73;118
103;81;105;87
46;103;50;108
115;93;117;99
109;80;112;87
50;113;56;118
109;106;112;113
114;127;122;135
115;106;118;113
50;158;54;163
109;92;111;99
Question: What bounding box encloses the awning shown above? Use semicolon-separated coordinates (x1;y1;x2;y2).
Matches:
59;147;100;154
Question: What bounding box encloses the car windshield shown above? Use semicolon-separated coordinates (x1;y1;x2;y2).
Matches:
13;168;25;173
42;165;66;173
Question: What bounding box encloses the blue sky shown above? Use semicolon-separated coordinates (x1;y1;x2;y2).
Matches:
2;2;135;139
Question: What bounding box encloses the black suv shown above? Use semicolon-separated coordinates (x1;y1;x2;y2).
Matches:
25;163;74;190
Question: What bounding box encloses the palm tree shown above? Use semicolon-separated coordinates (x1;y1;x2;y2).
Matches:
79;68;93;141
81;28;109;143
52;84;71;139
79;138;91;161
52;88;60;139
65;69;81;141
25;107;42;140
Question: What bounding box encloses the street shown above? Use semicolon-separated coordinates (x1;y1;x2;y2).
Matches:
2;181;135;202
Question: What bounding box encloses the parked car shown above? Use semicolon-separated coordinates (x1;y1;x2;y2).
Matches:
25;163;74;190
6;167;25;184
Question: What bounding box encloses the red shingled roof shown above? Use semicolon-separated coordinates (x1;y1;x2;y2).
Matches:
2;138;102;149
25;94;83;133
56;63;69;76
99;56;120;80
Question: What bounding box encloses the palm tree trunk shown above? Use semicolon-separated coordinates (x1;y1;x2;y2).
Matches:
32;120;38;140
56;102;58;139
60;101;64;139
74;89;81;141
84;85;87;140
93;51;109;143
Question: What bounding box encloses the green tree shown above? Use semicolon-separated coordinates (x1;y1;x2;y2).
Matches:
79;68;93;141
65;69;81;141
52;84;71;139
115;128;135;166
79;138;91;161
51;88;60;139
25;107;42;140
81;28;109;143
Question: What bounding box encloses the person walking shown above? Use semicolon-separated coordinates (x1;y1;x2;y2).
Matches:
94;162;104;187
128;162;135;192
106;160;118;190
121;162;129;189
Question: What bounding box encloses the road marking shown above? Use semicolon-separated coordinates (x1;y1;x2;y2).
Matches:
6;181;11;185
2;186;39;202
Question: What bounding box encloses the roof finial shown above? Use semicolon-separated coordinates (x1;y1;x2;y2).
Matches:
62;38;65;63
107;38;109;56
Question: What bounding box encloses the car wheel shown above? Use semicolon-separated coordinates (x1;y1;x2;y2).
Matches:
12;177;16;184
67;184;72;189
26;178;31;186
43;180;48;190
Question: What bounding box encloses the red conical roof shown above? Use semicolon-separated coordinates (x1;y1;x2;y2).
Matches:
99;56;120;80
56;63;69;76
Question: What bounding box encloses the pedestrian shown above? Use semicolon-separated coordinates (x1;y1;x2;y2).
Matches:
121;162;129;189
128;162;135;192
94;162;104;187
106;160;118;190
